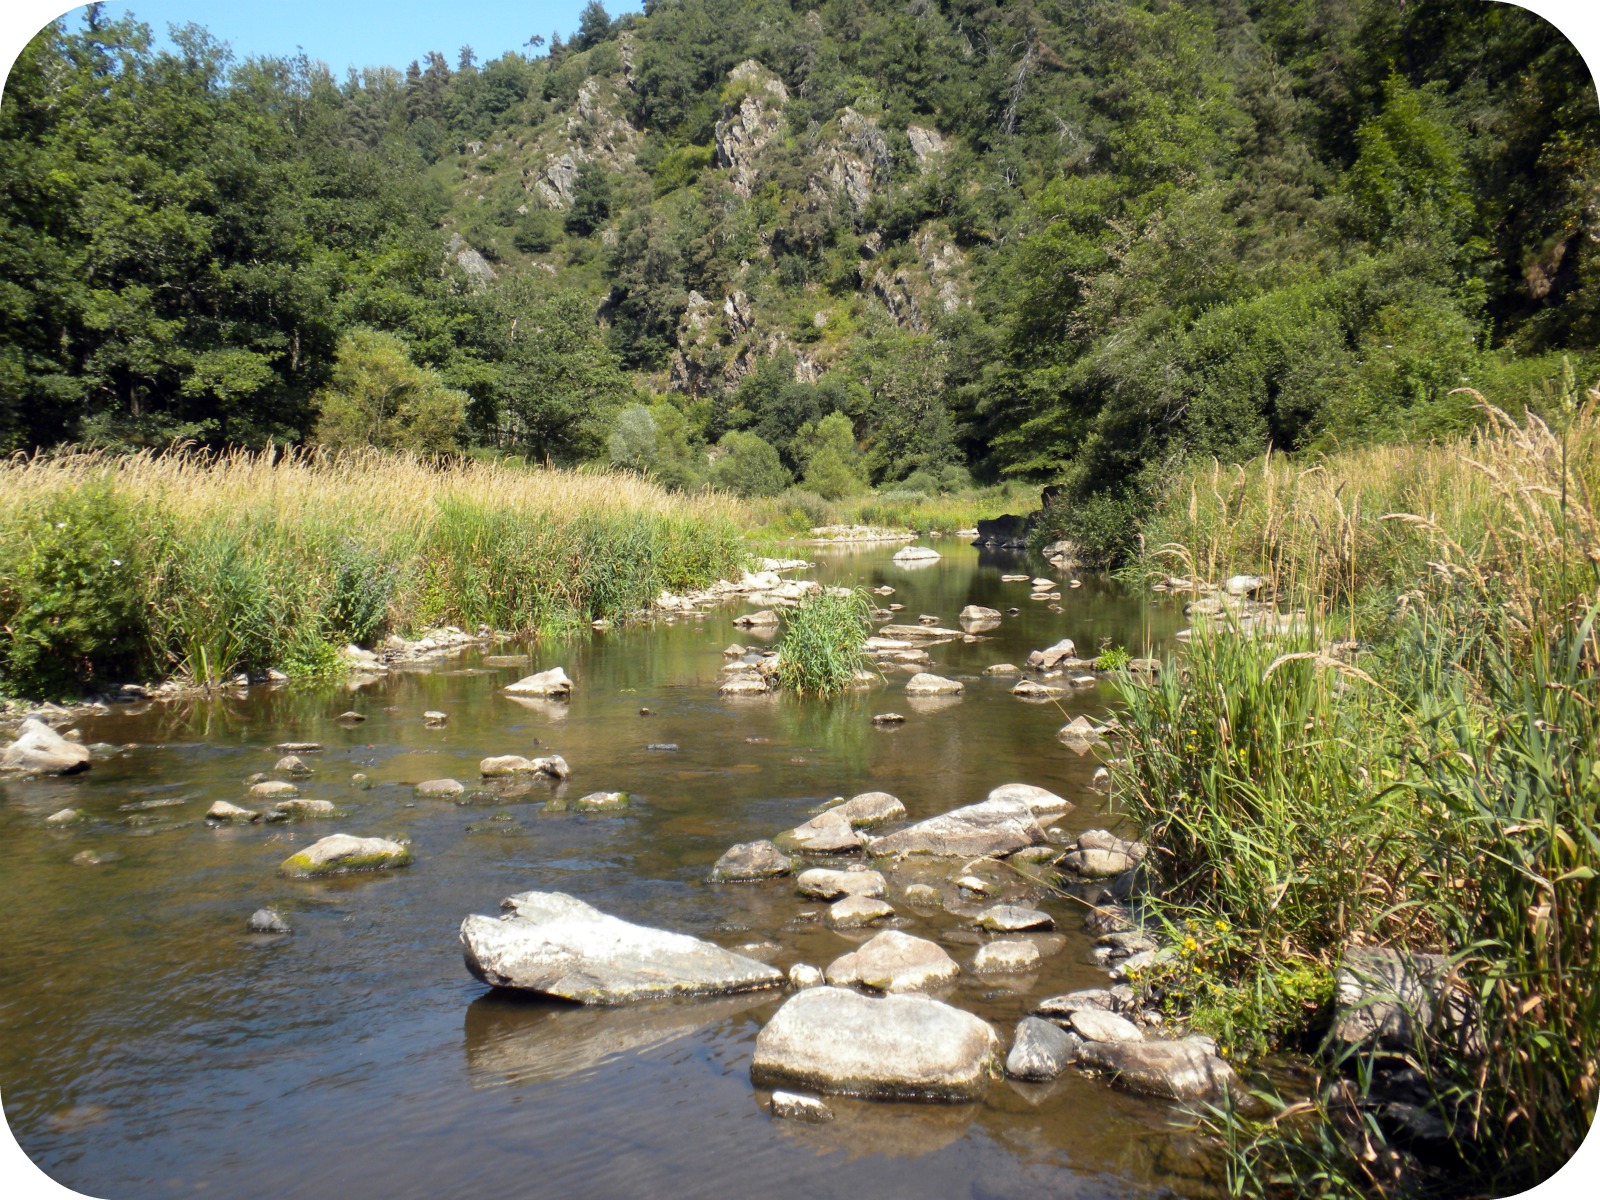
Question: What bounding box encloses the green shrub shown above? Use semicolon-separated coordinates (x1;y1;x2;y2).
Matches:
323;537;401;647
710;430;792;497
773;590;874;697
0;484;150;699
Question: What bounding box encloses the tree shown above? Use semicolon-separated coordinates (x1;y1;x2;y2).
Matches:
710;430;790;496
481;282;634;462
312;329;467;453
799;412;866;499
573;2;614;53
565;160;613;236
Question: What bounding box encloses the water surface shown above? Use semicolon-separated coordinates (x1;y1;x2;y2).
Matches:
2;543;1206;1199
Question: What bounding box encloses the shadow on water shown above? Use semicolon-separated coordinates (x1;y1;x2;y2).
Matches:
0;541;1210;1200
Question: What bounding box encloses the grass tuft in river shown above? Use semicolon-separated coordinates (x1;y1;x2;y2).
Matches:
772;589;875;698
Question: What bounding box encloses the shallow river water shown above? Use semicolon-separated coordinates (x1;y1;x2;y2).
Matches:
1;542;1208;1200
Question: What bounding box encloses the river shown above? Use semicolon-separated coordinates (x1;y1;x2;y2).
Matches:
1;542;1211;1199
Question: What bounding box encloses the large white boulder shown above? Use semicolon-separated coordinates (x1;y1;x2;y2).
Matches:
503;667;572;698
751;986;998;1100
459;890;784;1003
1;719;90;775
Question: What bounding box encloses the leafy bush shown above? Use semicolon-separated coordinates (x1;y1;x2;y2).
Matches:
710;430;791;497
323;538;401;647
1092;644;1131;671
0;484;150;699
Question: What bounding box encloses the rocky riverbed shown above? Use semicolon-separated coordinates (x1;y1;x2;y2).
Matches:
2;542;1253;1200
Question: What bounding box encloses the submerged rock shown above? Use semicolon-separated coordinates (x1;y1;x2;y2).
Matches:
711;839;792;882
571;791;630;813
825;930;958;993
459;890;784;1003
278;834;411;878
274;755;313;775
415;778;465;799
1006;1017;1080;1081
2;720;92;775
206;800;260;824
480;754;570;780
272;798;336;820
249;781;299;799
976;904;1055;932
44;807;83;827
247;908;292;935
503;667;572;698
1075;1037;1246;1105
770;1090;833;1123
751;987;998;1101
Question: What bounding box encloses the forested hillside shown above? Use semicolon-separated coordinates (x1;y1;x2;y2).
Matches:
3;0;1596;548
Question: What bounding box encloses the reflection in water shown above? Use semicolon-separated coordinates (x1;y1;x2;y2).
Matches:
463;990;771;1089
755;1089;981;1159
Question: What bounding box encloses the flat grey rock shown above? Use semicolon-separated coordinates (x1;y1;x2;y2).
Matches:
864;799;1046;858
1068;1008;1144;1044
460;890;784;1004
796;867;886;900
248;908;292;935
904;673;963;695
480;754;570;779
415;778;465;798
751;986;998;1101
985;783;1073;818
976;904;1055;932
972;939;1042;974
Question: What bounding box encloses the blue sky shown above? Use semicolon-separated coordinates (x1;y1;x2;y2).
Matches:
52;1;642;73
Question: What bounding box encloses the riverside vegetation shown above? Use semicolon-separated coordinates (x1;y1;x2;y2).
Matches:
1104;398;1600;1197
0;448;744;699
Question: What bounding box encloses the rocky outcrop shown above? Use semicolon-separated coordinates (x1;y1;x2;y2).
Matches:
751;987;999;1101
1;719;91;775
460;890;785;1003
906;124;948;170
1330;946;1479;1056
714;61;789;198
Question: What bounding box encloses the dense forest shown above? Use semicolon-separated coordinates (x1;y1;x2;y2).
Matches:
2;0;1596;555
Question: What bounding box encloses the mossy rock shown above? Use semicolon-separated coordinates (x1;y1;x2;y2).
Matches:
278;834;412;878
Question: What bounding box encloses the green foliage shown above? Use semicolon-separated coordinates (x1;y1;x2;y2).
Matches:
798;412;867;499
773;589;874;698
312;329;468;453
710;429;790;497
1091;644;1130;672
0;485;150;699
564;161;614;236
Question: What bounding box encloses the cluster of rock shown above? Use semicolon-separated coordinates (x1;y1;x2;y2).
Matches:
342;625;491;675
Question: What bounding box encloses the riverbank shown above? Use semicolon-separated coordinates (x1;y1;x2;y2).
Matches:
1105;401;1599;1196
0;448;749;703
